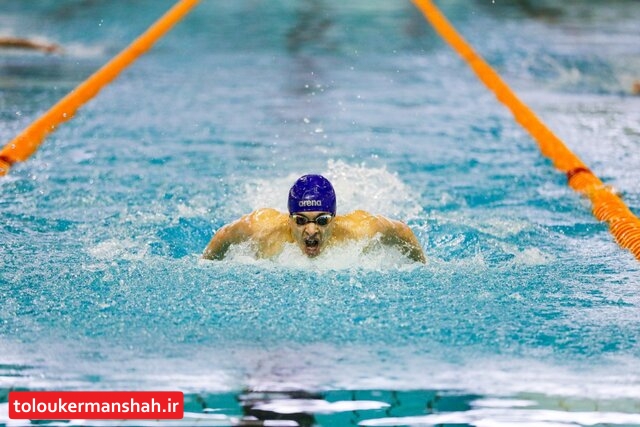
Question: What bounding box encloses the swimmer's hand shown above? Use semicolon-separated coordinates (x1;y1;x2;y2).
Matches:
371;215;426;263
202;217;252;260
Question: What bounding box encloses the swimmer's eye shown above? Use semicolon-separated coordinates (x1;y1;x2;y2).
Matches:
291;214;333;226
314;214;333;226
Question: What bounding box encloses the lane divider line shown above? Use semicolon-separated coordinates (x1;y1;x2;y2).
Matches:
411;0;640;261
0;0;200;176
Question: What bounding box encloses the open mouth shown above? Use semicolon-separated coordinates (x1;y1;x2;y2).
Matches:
304;238;319;248
303;238;320;256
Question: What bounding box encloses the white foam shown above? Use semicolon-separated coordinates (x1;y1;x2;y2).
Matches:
359;409;640;427
63;42;107;58
220;236;420;271
508;247;551;265
253;398;390;415
87;238;147;260
176;202;208;218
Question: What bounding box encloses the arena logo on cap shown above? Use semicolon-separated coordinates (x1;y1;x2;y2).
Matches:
299;200;322;207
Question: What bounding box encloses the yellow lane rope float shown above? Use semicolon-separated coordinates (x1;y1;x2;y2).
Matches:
0;0;200;176
412;0;640;261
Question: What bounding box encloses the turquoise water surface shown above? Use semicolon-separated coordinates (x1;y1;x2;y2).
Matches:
2;1;640;425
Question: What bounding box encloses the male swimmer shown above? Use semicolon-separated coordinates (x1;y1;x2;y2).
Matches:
202;175;426;263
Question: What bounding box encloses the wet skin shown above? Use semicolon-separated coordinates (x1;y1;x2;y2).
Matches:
202;208;426;263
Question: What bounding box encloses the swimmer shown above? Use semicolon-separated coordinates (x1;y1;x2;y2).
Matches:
202;174;426;263
0;36;62;54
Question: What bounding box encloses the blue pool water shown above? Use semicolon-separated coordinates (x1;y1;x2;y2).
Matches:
1;0;640;425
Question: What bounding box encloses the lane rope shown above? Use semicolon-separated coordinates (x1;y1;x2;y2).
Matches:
411;0;640;261
0;0;200;176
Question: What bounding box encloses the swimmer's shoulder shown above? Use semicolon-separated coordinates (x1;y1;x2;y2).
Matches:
248;208;286;222
244;208;289;237
244;209;292;253
334;210;381;238
337;210;374;222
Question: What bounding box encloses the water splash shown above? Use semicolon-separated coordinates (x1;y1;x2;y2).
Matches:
240;159;423;221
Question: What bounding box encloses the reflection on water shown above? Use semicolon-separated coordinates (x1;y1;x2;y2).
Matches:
4;387;640;427
476;0;563;21
238;390;322;427
0;388;479;427
286;0;335;54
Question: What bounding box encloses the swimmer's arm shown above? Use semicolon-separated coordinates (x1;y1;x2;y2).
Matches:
202;216;252;260
376;217;426;263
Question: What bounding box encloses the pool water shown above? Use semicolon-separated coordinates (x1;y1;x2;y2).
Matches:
1;0;640;426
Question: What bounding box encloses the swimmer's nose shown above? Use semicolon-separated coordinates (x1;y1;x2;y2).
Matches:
303;223;320;235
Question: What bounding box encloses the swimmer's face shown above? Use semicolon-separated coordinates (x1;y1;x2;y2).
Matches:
288;211;335;257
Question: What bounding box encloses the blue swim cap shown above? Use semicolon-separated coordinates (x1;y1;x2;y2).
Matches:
288;174;336;215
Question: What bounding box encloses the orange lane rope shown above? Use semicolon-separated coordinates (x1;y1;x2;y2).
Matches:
412;0;640;261
0;0;200;176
